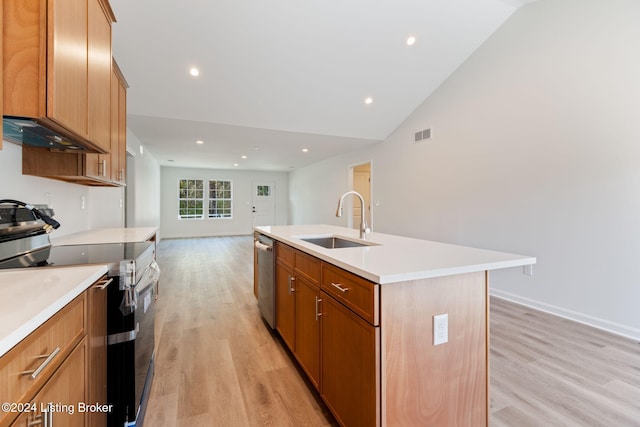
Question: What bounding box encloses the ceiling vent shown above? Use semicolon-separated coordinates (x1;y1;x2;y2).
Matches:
414;128;432;143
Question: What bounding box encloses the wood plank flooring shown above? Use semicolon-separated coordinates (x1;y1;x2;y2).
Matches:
146;236;640;426
490;297;640;426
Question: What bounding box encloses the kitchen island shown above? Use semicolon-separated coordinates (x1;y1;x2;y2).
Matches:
254;224;535;427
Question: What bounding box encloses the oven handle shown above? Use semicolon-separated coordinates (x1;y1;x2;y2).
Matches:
108;323;139;345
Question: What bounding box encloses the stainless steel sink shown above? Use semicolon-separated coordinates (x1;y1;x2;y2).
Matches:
298;236;378;249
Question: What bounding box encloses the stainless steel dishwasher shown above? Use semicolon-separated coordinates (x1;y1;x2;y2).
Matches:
255;234;275;328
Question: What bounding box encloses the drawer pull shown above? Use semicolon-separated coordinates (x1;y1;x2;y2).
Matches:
330;282;350;293
95;277;113;290
27;413;44;426
21;347;61;380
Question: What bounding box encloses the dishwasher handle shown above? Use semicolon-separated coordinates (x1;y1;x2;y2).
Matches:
255;240;273;252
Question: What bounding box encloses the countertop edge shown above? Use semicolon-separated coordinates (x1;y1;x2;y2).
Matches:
51;227;157;245
0;265;108;358
255;225;536;284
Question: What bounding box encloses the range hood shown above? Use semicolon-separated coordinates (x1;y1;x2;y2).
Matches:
3;117;95;152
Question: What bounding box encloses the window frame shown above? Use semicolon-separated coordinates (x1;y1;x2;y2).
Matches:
207;179;233;219
177;178;205;220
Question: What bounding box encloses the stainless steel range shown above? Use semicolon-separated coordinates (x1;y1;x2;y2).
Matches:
0;200;159;427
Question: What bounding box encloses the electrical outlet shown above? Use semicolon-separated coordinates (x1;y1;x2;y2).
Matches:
523;264;533;276
433;313;448;346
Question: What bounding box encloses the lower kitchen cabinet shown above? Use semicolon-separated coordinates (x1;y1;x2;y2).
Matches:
275;260;295;351
267;240;489;426
11;338;87;427
294;277;320;388
272;242;379;424
0;277;109;427
321;291;379;427
275;243;321;387
87;277;110;427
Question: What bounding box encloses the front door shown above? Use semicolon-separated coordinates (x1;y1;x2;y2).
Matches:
252;182;275;226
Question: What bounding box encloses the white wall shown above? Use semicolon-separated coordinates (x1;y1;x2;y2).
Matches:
0;132;161;238
0;141;123;236
161;166;289;238
289;0;640;339
124;131;162;232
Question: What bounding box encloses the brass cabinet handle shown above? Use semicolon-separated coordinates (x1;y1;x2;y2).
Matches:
288;275;296;294
330;282;349;293
21;347;61;380
315;296;323;321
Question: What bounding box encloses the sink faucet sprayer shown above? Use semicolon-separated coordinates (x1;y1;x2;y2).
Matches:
336;191;370;239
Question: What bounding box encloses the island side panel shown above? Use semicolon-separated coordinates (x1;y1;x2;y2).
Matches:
380;271;488;427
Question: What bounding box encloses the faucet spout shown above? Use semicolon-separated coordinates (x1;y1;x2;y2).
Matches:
336;191;369;239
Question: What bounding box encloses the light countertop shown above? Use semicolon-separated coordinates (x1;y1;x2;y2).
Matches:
51;227;157;246
255;224;536;284
0;265;108;357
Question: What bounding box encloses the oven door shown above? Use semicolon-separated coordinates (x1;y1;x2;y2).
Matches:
133;272;156;426
107;264;158;427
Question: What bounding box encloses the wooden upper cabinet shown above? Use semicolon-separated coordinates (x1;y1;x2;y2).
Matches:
84;0;116;179
48;0;89;139
74;0;115;180
112;59;128;184
88;0;114;152
3;0;113;153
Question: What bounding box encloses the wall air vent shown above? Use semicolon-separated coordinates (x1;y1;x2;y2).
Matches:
414;128;432;143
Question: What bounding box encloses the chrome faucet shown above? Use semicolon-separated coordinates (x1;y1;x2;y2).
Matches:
336;191;369;239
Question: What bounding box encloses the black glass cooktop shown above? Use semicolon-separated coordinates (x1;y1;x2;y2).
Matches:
0;242;155;274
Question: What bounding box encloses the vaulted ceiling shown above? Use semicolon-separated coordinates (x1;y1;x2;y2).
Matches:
110;0;535;171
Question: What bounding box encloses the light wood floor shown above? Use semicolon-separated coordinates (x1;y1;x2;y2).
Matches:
146;236;640;426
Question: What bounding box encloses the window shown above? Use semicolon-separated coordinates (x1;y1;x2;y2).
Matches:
178;179;204;219
256;185;271;196
208;180;232;218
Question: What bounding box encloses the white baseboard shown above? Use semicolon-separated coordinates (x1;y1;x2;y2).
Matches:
490;289;640;341
161;232;252;239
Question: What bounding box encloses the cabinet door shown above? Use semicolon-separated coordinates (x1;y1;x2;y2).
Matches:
87;278;109;427
110;59;128;184
87;0;112;155
275;262;295;351
85;0;113;179
11;338;87;427
117;72;127;182
294;277;320;389
47;0;89;137
321;292;380;427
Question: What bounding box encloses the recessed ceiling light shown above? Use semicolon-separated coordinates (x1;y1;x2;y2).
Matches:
406;36;416;46
252;146;261;150
233;163;239;167
241;155;247;159
302;148;309;153
364;97;373;105
189;67;200;77
196;140;204;144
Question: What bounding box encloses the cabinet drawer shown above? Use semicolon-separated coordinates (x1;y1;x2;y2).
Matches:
0;293;86;424
276;242;295;268
294;250;321;285
322;263;379;325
